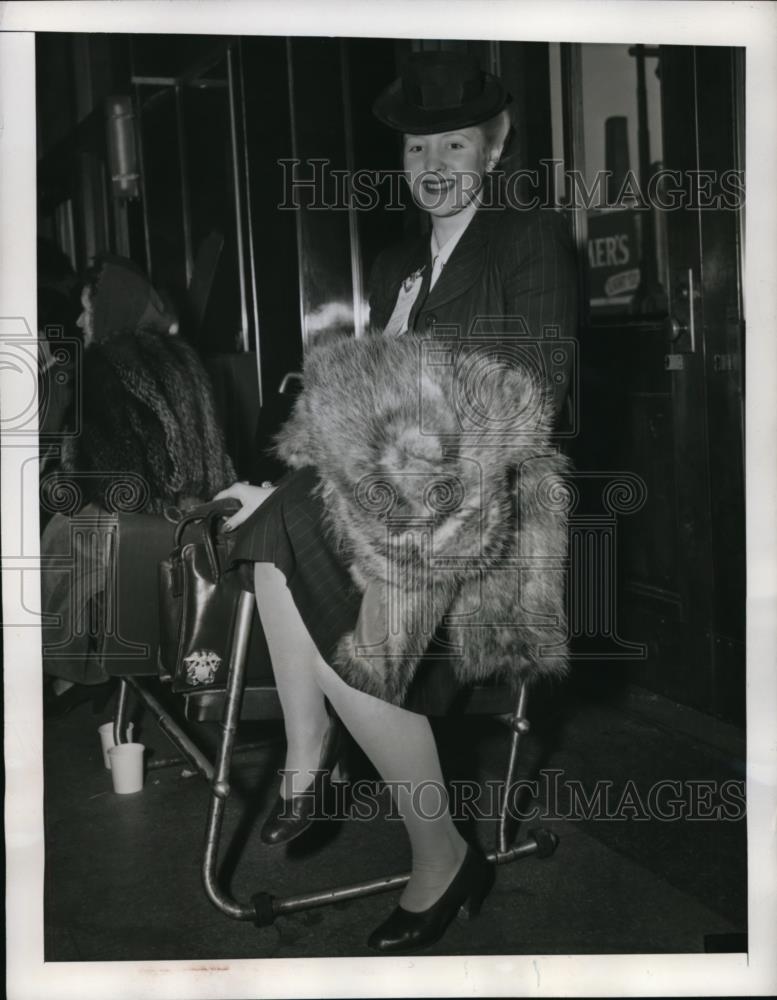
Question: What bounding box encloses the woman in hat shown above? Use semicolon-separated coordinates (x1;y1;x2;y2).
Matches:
218;50;577;952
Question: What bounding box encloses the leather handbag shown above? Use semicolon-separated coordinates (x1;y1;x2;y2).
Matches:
158;498;250;694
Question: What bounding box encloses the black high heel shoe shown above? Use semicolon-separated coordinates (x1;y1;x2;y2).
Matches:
260;714;345;846
367;845;495;953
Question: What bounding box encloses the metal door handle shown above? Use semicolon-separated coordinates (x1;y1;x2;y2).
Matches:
666;267;697;352
664;316;688;341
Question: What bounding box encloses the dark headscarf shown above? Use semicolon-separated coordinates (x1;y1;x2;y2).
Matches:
89;254;174;342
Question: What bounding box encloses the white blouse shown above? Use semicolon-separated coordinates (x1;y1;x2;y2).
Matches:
382;197;479;337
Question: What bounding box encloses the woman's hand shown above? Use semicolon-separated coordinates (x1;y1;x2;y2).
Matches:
213;481;276;532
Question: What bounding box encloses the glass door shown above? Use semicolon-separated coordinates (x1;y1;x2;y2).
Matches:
556;43;745;723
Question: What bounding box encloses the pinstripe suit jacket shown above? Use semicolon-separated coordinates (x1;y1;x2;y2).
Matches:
368;198;578;420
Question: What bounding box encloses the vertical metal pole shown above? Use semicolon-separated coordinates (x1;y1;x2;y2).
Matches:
633;46;652;185
100;153;116;254
201;589;255;919
113;679;131;746
559;42;589;324
133;88;153;278
498;681;530;855
235;40;264;403
128;39;153;278
227;45;250;354
175;83;194;287
339;40;365;339
79;153;101;265
632;44;658;291
286;38;308;350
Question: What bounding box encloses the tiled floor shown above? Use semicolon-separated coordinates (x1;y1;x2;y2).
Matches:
43;680;747;960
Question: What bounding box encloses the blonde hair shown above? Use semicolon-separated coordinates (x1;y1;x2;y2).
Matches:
478;109;512;168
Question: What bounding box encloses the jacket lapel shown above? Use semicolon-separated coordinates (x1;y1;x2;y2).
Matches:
373;237;429;331
423;204;496;311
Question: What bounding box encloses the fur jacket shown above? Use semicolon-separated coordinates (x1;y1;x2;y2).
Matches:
276;334;570;706
59;329;235;514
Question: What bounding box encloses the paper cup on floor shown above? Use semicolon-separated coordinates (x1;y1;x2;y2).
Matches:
107;742;145;794
98;722;134;769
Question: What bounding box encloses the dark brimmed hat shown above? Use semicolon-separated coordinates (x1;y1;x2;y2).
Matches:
372;51;511;135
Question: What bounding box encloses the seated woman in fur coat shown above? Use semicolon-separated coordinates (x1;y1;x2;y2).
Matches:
41;254;235;712
217;51;577;953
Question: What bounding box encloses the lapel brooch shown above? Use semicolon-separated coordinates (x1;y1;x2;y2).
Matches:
402;265;425;294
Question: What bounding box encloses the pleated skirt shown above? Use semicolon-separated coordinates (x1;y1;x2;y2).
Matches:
228;466;459;715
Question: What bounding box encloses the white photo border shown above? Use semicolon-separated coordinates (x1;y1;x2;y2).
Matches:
2;2;776;997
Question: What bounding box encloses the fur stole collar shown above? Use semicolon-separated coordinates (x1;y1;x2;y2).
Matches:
276;334;570;706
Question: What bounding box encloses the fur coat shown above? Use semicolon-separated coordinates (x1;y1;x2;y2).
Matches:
276;334;570;706
59;329;235;514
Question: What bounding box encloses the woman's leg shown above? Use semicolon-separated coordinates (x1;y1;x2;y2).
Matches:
253;563;331;799
313;655;468;912
253;560;469;911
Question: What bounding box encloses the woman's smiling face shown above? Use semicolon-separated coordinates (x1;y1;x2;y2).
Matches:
403;125;494;217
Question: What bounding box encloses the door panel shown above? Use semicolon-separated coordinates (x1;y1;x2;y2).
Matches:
567;43;745;724
624;392;679;597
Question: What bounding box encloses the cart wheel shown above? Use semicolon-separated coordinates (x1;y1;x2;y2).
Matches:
251;892;277;927
529;828;558;859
